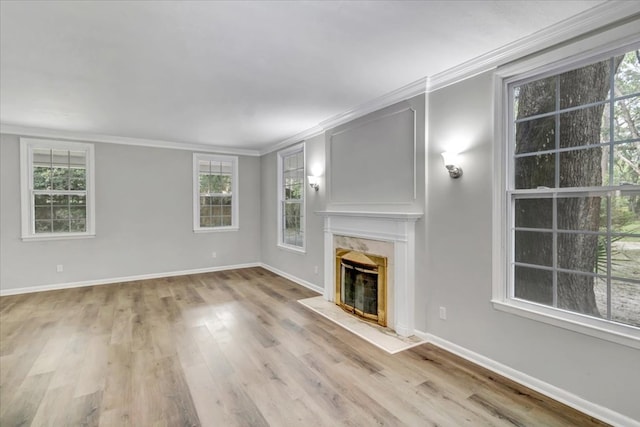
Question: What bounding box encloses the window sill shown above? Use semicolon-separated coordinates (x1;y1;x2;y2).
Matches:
194;226;239;233
277;243;306;254
21;233;96;242
492;299;640;350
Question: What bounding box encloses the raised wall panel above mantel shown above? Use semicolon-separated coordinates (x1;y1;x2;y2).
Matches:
326;96;424;211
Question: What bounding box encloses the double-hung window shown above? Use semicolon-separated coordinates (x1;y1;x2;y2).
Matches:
20;138;95;240
193;154;239;231
499;45;640;343
277;144;305;251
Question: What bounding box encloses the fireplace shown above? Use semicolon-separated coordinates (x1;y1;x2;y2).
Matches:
335;248;387;326
320;210;422;336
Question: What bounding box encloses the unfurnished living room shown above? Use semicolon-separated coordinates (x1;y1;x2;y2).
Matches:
1;1;639;426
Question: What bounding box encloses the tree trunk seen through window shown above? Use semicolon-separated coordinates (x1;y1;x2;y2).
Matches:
514;57;623;317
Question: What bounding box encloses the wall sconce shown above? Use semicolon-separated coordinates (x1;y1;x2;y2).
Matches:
441;151;463;179
308;175;320;191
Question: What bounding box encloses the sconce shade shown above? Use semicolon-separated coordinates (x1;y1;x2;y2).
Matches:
308;175;320;191
441;151;463;178
441;151;457;167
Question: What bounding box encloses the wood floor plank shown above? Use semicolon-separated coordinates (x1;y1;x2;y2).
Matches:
27;334;74;377
66;390;103;427
174;323;207;369
150;356;200;426
0;349;40;398
183;363;234;426
299;350;407;426
0;372;53;426
0;268;611;426
73;334;110;398
29;384;76;427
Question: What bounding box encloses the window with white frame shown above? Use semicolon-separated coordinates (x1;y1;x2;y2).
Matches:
278;144;305;250
20;138;95;240
502;46;640;337
193;154;238;231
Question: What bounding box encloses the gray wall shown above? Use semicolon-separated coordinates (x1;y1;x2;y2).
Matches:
423;70;640;421
0;134;261;291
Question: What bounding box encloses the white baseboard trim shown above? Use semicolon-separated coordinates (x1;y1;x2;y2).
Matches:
413;330;639;427
259;263;324;294
0;262;261;296
0;262;324;298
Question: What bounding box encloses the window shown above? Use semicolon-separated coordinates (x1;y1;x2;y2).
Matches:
278;144;305;251
193;154;238;231
499;46;640;341
20;138;95;240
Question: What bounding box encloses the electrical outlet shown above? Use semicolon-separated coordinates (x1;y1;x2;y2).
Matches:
439;306;447;320
314;265;319;274
56;264;64;273
211;252;217;258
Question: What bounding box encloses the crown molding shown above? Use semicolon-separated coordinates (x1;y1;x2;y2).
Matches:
0;123;262;156
264;1;639;154
261;77;428;155
319;77;428;132
427;0;640;92
259;125;324;156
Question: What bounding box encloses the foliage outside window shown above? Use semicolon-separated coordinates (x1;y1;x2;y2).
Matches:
278;145;305;250
193;154;238;231
20;138;95;240
507;47;640;331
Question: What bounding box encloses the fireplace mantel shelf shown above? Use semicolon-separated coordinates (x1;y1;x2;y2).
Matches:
316;210;423;221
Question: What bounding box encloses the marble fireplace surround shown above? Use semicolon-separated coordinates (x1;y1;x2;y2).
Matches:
319;211;422;337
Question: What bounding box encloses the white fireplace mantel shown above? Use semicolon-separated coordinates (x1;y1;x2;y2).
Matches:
317;210;422;337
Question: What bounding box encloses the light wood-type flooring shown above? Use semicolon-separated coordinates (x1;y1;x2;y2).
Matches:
1;267;608;426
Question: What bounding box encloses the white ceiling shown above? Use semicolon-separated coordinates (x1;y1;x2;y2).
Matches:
0;0;608;152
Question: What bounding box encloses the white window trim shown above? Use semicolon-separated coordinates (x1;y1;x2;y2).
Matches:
277;143;306;253
20;138;96;241
193;153;239;232
492;35;640;349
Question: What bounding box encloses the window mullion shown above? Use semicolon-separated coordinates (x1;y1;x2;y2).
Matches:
67;184;72;231
66;150;71;192
514;140;636;159
48;148;53;192
606;57;616;321
609;57;616;186
552;196;558;308
554;76;560;189
514;98;610;123
552;76;560;308
49;192;53;233
606;195;612;320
